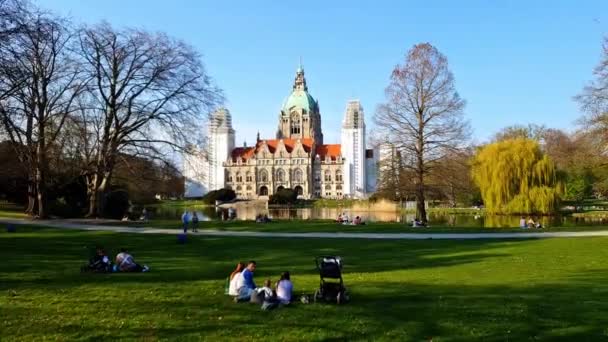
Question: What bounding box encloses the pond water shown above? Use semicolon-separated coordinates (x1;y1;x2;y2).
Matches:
148;205;607;228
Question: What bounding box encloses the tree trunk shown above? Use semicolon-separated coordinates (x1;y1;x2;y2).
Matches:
86;168;112;218
35;148;47;218
416;181;427;224
26;180;36;215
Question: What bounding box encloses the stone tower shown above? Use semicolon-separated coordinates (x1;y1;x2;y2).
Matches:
207;108;235;191
341;100;366;198
277;65;323;144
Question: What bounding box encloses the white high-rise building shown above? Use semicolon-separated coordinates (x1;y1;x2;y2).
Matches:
183;108;234;197
340;100;367;198
207;108;235;191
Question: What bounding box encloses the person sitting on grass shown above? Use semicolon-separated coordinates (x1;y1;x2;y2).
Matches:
227;262;246;296
259;279;279;310
527;217;535;229
353;216;365;225
519;216;526;228
115;248;149;273
81;246;112;273
535;220;543;229
235;260;257;302
276;271;293;305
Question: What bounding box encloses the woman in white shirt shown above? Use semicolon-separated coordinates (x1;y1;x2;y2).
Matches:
276;271;293;304
228;262;246;296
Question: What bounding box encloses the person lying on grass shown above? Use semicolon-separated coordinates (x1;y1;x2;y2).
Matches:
81;246;112;273
114;248;149;272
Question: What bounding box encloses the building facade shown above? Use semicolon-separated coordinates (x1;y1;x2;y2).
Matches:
184;66;377;199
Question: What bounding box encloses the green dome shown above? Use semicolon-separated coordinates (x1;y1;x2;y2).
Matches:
282;90;317;114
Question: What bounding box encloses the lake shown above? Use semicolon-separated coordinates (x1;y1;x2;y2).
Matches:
148;205;607;228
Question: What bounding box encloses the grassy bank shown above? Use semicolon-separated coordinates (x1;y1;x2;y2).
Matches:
1;227;608;340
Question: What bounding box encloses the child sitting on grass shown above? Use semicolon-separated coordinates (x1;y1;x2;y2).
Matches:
258;279;279;310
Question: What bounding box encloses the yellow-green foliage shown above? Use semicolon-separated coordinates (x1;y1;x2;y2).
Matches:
472;138;563;214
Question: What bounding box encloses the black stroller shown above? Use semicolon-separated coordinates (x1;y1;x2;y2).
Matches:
314;256;349;304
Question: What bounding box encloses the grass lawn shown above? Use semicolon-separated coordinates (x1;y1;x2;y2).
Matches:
0;202;27;219
2;227;608;340
105;218;608;234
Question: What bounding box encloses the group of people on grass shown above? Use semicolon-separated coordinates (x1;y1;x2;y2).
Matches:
255;214;272;223
520;216;543;229
227;261;293;310
82;247;149;273
336;212;365;225
181;211;200;233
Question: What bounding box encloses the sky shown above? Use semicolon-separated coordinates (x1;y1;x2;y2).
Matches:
38;0;608;146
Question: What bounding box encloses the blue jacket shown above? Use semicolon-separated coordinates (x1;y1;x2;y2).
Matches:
242;269;256;289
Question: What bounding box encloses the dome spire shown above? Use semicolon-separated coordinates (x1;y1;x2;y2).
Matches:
293;58;307;91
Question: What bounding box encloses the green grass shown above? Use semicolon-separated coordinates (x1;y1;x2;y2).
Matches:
106;218;608;234
0;202;26;219
2;227;608;340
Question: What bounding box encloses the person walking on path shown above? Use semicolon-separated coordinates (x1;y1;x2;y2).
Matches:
191;212;199;232
181;211;190;233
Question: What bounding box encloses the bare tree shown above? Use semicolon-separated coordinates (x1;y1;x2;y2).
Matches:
374;43;470;223
77;23;222;217
576;36;608;151
0;3;85;217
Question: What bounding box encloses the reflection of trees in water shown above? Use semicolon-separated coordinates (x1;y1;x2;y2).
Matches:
151;205;606;227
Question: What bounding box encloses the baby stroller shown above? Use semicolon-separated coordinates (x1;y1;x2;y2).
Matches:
314;256;349;304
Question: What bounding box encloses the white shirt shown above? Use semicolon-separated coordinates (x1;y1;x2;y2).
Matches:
235;270;246;290
258;286;274;298
229;272;243;296
116;252;135;269
276;279;293;304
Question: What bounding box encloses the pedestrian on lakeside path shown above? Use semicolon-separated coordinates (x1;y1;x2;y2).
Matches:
191;212;199;232
181;211;190;233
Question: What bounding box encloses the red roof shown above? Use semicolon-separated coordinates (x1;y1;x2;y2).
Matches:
230;146;256;160
316;144;341;160
230;138;313;161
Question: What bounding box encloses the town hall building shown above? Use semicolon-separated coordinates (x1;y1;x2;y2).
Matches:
184;65;377;199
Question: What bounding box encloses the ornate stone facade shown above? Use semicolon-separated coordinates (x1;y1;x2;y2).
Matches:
184;65;377;199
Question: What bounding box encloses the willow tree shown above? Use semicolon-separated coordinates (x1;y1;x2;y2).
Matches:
375;43;469;223
471;138;563;214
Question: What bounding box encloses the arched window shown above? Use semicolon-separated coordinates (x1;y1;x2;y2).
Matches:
291;114;301;135
246;172;252;182
259;169;268;182
276;169;285;182
293;168;303;183
325;184;332;190
324;170;331;182
335;170;342;182
246;185;252;190
236;185;242;191
227;171;233;182
236;172;242;182
336;184;342;190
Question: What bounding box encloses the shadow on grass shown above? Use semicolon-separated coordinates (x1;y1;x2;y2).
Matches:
2;229;608;340
0;230;511;289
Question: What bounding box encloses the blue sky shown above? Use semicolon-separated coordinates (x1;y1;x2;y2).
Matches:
38;0;607;145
